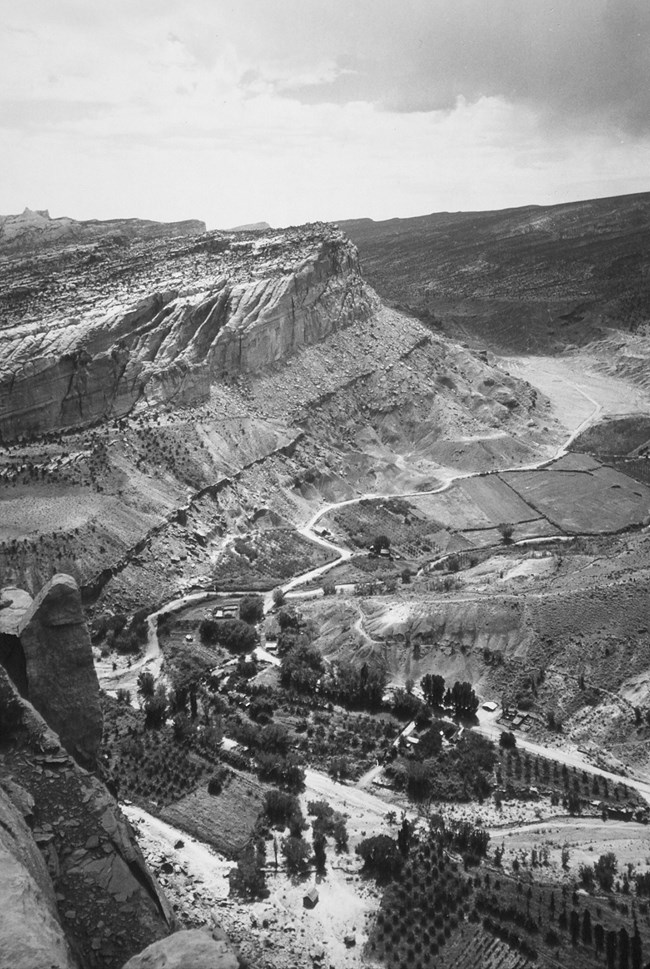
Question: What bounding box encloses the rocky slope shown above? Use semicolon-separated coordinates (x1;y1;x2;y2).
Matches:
0;223;374;441
0;208;205;255
341;191;650;353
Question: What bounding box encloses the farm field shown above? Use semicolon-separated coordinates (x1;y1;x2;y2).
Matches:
501;465;650;534
212;527;336;589
160;775;268;857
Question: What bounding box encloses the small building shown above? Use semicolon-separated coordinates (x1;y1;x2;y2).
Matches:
303;886;319;909
482;701;498;713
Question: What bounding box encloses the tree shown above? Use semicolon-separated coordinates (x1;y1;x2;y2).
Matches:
356;835;403;882
137;670;155;699
229;840;268;899
606;929;617;969
265;789;301;826
280;642;324;692
282;836;310;874
313;830;327;871
447;681;479;718
259;722;290;755
406;761;431;800
594;852;617;892
498;522;514;543
272;588;286;608
619;927;629;969
328;756;351;782
143;684;167;727
239;595;264;624
421;673;446;707
199;618;258;653
371;535;391;552
499;731;517;749
580;864;596;891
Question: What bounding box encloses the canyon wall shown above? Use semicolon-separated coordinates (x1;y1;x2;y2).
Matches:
0;226;376;441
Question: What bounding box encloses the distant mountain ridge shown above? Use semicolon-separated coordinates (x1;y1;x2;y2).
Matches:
228;220;272;232
0;207;206;254
340;190;650;352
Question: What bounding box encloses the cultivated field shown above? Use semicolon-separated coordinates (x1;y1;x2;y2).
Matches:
502;465;650;533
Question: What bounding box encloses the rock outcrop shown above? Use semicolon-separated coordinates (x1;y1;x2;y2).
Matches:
0;208;205;254
15;574;102;770
121;929;240;969
0;665;174;968
0;224;376;441
0;784;78;969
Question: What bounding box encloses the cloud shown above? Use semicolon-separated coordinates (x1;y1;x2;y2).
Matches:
1;0;649;226
261;0;650;135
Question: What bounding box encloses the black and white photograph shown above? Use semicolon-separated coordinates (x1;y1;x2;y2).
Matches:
1;2;650;967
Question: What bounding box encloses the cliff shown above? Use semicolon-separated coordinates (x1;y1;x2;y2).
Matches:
0;224;376;441
0;208;205;254
0;575;175;968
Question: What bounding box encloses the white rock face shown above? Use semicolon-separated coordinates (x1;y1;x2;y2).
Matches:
0;224;376;441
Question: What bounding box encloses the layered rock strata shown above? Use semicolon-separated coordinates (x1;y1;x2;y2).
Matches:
0;224;376;441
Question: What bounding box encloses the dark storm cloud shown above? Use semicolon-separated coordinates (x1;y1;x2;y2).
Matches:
272;0;650;133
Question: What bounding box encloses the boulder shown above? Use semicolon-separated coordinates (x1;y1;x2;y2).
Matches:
0;786;78;969
18;573;102;768
121;929;239;969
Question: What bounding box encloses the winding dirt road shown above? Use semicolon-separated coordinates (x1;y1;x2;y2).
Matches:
99;357;650;812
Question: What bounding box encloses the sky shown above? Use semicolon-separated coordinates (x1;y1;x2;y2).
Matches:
2;0;650;228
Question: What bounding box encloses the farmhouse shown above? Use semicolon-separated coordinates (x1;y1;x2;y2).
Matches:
303;886;319;909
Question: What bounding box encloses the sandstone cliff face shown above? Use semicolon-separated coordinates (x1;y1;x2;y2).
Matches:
17;574;103;769
0;225;376;441
0;665;174;968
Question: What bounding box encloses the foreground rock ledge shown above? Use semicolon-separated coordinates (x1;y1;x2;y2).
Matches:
121;929;240;969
